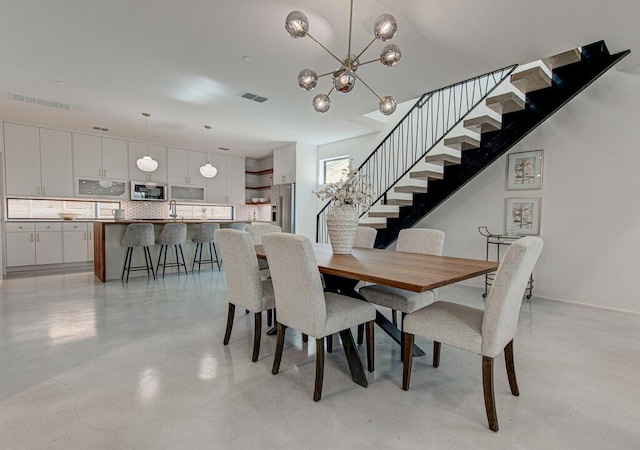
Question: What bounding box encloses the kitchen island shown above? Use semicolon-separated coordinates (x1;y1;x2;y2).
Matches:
93;220;267;282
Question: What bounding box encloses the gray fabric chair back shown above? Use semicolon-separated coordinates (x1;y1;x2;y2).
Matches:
192;223;220;244
262;233;326;337
229;223;247;231
353;227;377;249
215;229;264;311
481;236;543;357
245;224;282;245
156;223;187;245
120;223;155;247
396;228;445;255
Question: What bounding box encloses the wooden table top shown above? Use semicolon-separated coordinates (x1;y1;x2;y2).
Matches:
255;243;499;293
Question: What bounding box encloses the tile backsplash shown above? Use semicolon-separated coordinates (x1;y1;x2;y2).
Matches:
121;201;271;221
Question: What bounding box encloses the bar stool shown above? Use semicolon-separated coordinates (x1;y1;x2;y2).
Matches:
229;223;247;231
120;223;156;282
191;223;221;272
155;223;188;277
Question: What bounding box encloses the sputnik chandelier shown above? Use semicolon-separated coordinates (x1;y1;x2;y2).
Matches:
285;0;401;115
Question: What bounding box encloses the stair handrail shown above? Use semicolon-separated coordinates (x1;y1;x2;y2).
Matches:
316;64;518;242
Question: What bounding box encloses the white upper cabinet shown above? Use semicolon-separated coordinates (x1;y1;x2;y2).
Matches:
167;148;207;186
101;138;129;180
273;145;296;185
205;155;245;204
129;142;167;183
4;123;73;197
73;134;129;180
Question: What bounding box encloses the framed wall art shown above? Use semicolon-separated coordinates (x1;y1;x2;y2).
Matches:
506;150;544;190
505;197;541;235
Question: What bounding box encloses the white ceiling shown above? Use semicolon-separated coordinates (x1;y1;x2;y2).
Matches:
1;0;637;159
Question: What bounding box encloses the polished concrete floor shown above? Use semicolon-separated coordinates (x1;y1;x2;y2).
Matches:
0;269;639;449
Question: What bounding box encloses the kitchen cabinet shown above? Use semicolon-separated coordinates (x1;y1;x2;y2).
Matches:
129;142;167;183
205;155;245;204
73;134;129;180
273;145;296;185
167;148;207;186
5;222;63;267
3;123;73;197
63;222;93;263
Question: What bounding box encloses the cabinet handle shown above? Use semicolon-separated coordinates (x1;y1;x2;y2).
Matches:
36;186;41;195
36;233;40;242
30;233;34;242
99;168;102;177
83;232;87;241
88;231;92;240
103;169;107;178
42;186;46;195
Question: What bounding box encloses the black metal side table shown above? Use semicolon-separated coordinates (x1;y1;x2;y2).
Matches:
478;226;534;300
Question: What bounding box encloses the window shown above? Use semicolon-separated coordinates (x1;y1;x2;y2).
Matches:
6;199;121;220
320;156;350;184
174;204;234;220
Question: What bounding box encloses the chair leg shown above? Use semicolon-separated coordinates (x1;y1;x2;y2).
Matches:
366;321;374;373
326;335;333;353
252;312;262;362
162;245;168;277
433;341;441;367
179;245;187;274
156;245;163;276
191;243;199;271
402;332;414;390
302;333;308;343
357;324;364;346
223;303;235;345
504;340;519;396
313;338;325;402
272;323;286;375
392;309;397;327
482;356;499;432
399;312;407;362
145;247;156;279
213;242;221;269
121;247;131;280
142;246;151;278
174;245;180;275
267;309;273;327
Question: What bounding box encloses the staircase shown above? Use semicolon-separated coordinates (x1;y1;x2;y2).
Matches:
316;41;630;248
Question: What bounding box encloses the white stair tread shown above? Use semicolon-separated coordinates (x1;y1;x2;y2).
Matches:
444;135;480;151
542;48;581;70
463;115;502;133
486;92;526;115
511;66;552;94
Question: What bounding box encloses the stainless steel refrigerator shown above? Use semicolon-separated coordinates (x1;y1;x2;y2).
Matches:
271;183;295;233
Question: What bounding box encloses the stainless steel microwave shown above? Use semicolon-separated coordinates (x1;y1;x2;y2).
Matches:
130;181;168;201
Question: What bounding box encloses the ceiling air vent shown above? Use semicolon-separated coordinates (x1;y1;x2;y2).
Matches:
240;91;269;103
218;147;230;151
10;93;70;110
92;126;110;132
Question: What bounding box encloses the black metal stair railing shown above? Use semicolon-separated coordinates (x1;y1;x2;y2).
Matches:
316;64;518;243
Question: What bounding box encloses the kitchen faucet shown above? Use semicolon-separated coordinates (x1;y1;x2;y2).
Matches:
169;200;177;220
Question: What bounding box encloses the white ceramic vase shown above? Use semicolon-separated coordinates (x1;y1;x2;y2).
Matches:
326;204;359;254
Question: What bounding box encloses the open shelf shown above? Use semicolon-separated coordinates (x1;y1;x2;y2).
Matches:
245;202;271;205
245;169;274;175
245;185;271;190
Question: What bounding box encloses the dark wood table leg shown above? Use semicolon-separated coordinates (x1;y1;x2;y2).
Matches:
323;274;425;357
338;329;368;388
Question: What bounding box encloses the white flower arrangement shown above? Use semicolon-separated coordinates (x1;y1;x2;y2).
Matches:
314;165;373;210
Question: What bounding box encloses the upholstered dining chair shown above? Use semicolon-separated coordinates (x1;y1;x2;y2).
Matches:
359;228;445;333
262;232;376;402
353;226;377;249
245;224;282;326
215;229;275;362
401;236;543;432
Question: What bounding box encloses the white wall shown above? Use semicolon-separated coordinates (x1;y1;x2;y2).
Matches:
294;143;318;240
417;66;640;313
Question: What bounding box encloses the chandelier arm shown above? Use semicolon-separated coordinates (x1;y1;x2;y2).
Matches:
327;86;335;98
353;73;381;100
317;70;336;78
357;57;383;67
348;0;354;58
307;33;344;66
355;37;377;61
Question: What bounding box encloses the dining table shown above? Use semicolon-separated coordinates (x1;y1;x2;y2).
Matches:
255;242;499;388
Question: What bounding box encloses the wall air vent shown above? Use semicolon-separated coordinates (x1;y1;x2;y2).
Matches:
92;126;110;132
9;93;70;110
240;91;269;103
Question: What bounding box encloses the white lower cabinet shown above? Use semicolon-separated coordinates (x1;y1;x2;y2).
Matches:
63;222;92;263
5;222;93;268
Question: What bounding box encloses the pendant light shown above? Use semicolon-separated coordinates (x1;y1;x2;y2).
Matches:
136;113;159;172
199;125;218;178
